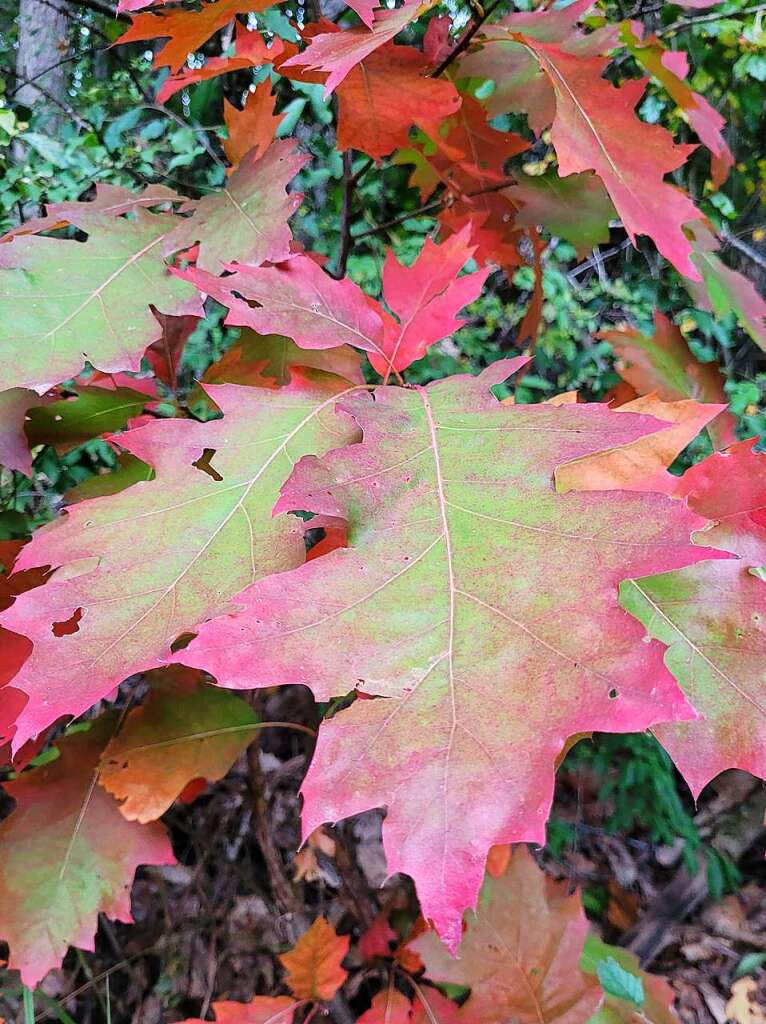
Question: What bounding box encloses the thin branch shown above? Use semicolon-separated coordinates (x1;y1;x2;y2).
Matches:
9;73;93;129
246;743;304;923
333;150;354;278
140;102;226;167
431;0;503;77
720;227;766;273
67;0;129;22
567;237;632;284
8;48;99;99
352;178;517;241
660;1;766;36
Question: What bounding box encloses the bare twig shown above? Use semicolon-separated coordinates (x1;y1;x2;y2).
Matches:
720;227;766;273
430;0;503;77
660;1;766;36
246;744;303;922
333;150;354;279
67;0;128;22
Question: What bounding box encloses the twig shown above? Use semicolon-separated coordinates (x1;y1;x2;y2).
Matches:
352;178;517;242
140;102;226;168
67;0;128;22
246;744;303;922
660;1;766;36
567;237;632;284
430;0;503;77
8;49;99;98
333;150;354;279
10;73;93;129
720;227;766;273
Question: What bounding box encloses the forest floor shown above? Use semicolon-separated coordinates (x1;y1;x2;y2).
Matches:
2;685;765;1024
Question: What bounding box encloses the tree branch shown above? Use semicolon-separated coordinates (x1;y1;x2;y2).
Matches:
660;1;766;36
431;0;503;77
67;0;128;22
333;150;354;278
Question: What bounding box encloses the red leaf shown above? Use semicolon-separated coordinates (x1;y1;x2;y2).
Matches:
623;23;733;188
156;25;284;102
555;394;726;495
0;388;48;476
358;913;398;960
678;439;766;568
182;997;299;1024
174;363;716;948
144;311;200;389
176;254;389;364
516;39;701;278
368;225;489;376
281;0;431;95
357;989;412;1024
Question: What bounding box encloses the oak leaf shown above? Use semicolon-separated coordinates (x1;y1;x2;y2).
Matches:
335;43;461;161
515;39;701;278
0;373;359;752
280;0;434;95
202;330;364;388
599;312;736;449
414;846;602;1024
175;362;715;947
177;254;390;367
144;311;200;389
0;389;47;476
116;0;273;72
0;717;175;987
506;171;614;257
0;211;202;394
99;665;261;822
162;142;307;274
357;990;412;1024
621;440;766;796
677;439;766;565
368;225;489;376
224;82;283;170
622;24;733;188
156;25;284;102
279;917;349;1001
555;394;725;494
687;222;766;354
25;385;154;454
0;182;181;241
458;0;617;127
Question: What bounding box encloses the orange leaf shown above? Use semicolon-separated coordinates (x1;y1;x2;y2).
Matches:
413;847;602;1024
279;917;349;1002
224;82;283;171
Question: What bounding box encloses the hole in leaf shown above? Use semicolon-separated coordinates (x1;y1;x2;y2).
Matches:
171;631;197;653
52;607;83;637
192;448;223;482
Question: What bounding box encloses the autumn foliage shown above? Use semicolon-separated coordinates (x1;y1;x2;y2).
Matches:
0;0;765;1017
